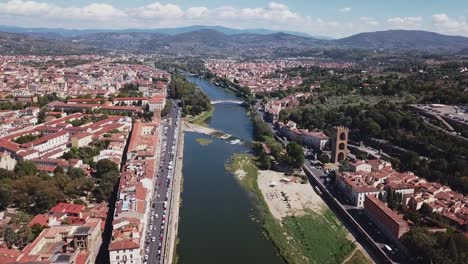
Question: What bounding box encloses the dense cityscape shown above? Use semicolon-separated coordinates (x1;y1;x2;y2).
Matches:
0;1;467;264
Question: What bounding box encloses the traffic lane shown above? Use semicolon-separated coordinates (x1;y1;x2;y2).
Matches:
147;110;179;263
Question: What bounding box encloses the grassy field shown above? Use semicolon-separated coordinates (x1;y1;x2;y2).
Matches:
185;108;214;125
282;211;356;264
226;153;356;264
344;249;373;264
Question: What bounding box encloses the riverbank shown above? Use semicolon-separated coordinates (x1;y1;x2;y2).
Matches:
226;153;364;264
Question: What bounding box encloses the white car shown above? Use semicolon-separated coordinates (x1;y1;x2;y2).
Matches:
155;214;159;219
152;237;156;242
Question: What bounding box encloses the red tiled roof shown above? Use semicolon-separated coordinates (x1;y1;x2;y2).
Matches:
28;214;49;227
0;248;21;264
50;202;85;215
108;239;139;251
113;97;149;101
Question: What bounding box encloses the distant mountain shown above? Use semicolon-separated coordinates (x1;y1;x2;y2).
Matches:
69;29;325;56
0;31;99;55
458;48;468;55
336;30;468;52
0;25;330;39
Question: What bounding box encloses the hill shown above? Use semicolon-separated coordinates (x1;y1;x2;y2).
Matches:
0;31;99;55
0;25;325;39
336;30;468;52
70;30;324;56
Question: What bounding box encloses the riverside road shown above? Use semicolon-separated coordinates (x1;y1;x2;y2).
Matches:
145;101;181;264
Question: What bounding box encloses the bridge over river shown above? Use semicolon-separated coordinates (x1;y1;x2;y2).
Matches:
211;100;245;105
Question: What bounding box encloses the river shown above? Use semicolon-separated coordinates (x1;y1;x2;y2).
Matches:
175;77;284;264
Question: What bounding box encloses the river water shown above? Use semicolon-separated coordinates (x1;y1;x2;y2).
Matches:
176;77;284;264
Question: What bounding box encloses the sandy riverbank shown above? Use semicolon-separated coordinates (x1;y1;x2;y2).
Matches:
257;170;326;220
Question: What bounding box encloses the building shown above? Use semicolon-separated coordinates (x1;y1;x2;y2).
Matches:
279;121;329;150
349;160;372;172
17;218;102;264
364;195;410;240
0;151;16;170
148;94;166;112
108;240;141;264
22;130;69;154
301;130;329;150
71;132;93;148
264;100;281;123
331;126;348;163
336;174;380;207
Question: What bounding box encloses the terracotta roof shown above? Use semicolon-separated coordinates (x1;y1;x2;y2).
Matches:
28;214;49;227
108;239;139;251
50;202;85;215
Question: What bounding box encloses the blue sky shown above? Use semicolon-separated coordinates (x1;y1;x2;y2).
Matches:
0;0;467;37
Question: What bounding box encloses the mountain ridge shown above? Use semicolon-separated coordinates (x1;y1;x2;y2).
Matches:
1;28;468;55
0;25;332;40
336;30;468;52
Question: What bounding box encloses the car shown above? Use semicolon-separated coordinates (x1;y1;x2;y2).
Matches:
145;255;148;260
155;214;159;219
152;237;156;242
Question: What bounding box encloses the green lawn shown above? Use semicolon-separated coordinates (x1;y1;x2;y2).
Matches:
282;211;356;264
226;153;356;264
345;249;373;264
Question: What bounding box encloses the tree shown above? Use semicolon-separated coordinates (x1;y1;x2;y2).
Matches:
68;168;85;179
318;153;330;164
95;159;119;178
16;226;34;247
37;108;47;124
258;153;272;170
448;237;458;263
53;166;65;175
0;168;16;179
14;160;37;177
3;227;18;248
30;224;45;238
285;142;305;168
0;185;13;209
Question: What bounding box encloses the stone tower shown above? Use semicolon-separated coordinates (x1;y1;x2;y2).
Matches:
331;126;349;163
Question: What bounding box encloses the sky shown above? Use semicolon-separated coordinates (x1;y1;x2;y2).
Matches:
1;0;468;38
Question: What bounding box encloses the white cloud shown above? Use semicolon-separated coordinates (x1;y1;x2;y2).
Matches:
387;16;422;28
339;7;351;13
130;2;183;19
1;1;468;38
185;6;210;19
360;17;379;26
432;13;468;35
